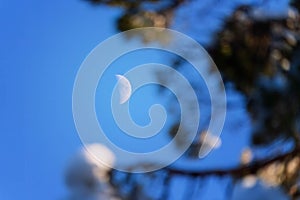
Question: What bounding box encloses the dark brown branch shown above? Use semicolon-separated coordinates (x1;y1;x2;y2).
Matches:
166;146;300;177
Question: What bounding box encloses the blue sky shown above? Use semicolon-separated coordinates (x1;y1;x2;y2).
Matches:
0;0;121;199
0;0;292;199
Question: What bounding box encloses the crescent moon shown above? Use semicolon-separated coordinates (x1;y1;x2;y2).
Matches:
115;74;132;104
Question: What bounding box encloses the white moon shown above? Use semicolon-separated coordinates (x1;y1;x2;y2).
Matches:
115;74;132;104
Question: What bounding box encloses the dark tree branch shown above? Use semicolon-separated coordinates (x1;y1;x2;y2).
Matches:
166;146;300;177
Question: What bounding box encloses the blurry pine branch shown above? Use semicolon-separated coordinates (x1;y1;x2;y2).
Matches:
65;0;300;199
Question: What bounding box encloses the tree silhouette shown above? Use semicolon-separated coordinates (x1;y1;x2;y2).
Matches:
65;1;300;199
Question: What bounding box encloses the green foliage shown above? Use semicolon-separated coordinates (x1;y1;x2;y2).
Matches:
86;0;186;31
208;5;300;145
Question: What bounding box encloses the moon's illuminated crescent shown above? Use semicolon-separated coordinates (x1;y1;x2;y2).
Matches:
116;74;132;104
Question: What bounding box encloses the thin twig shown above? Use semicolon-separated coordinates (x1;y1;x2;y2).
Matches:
166;146;300;177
